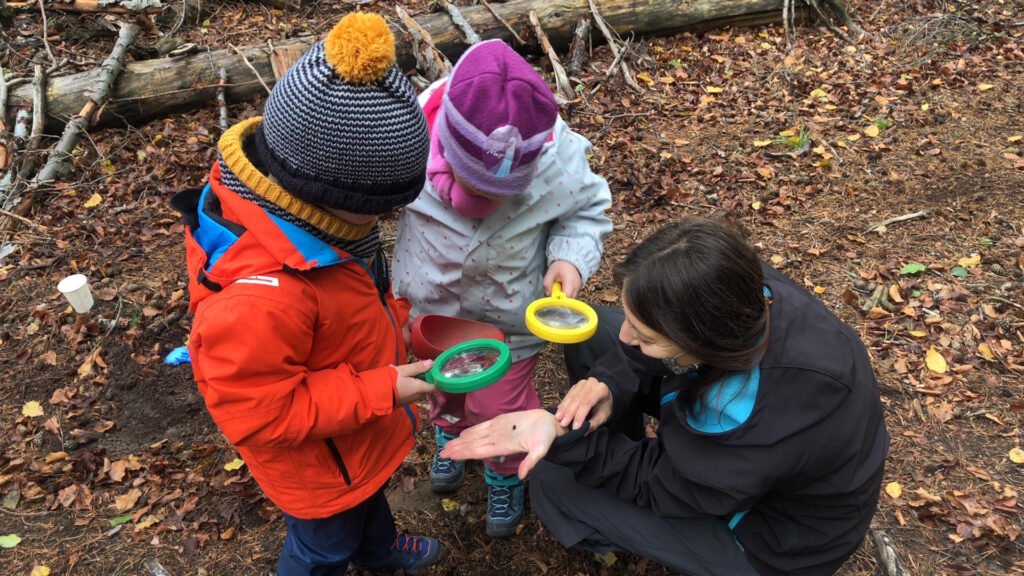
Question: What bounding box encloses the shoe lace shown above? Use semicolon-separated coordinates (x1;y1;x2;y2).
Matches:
433;453;455;473
490;487;512;511
396;534;423;554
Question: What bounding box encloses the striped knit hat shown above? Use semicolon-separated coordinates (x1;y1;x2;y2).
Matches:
250;13;429;215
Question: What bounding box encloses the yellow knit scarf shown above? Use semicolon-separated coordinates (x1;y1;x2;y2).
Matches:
217;117;377;242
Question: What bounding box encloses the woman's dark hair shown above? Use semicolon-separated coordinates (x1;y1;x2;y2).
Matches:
614;217;769;408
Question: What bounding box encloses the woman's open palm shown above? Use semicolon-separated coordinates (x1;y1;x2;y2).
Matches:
440;409;561;479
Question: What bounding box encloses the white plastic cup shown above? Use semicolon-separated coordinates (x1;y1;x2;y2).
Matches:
57;274;94;313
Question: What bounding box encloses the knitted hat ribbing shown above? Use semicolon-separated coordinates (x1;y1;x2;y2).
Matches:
251;13;429;215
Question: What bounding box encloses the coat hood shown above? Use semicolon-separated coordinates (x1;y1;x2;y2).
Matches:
172;119;382;312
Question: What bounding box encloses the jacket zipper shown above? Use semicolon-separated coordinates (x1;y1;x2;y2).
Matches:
324;439;352;485
369;256;420;435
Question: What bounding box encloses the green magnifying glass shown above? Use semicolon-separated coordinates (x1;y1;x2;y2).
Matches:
422;338;512;393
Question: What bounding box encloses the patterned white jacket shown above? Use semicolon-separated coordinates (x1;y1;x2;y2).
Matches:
393;81;613;362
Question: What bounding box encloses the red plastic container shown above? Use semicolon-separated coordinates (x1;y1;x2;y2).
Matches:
410;314;506;360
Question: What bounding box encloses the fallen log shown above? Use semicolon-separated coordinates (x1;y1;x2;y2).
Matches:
7;0;309;14
7;0;853;133
8;0;163;14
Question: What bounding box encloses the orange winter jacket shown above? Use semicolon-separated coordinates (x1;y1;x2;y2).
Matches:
172;128;416;519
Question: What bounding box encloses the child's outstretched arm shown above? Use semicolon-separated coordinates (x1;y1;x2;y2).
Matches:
545;126;613;290
191;297;433;449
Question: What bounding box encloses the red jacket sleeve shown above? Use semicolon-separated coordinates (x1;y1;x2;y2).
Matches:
190;293;400;448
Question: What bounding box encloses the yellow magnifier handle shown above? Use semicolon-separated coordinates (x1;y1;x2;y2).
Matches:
551;281;564;299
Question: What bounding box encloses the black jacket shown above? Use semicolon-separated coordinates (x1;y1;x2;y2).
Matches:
546;264;889;575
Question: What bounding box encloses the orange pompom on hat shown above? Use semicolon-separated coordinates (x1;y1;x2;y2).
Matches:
250;12;429;215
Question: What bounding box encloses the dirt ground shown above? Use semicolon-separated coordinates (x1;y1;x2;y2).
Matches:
1;0;1023;575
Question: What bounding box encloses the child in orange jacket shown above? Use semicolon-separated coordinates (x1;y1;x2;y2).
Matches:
173;14;442;575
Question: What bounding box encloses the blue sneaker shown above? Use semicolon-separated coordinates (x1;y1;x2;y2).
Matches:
430;427;465;494
485;470;525;538
356;533;444;574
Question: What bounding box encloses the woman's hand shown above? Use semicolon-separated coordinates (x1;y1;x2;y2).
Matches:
555;377;612;433
393;359;435;406
544;260;583;298
440;409;562;479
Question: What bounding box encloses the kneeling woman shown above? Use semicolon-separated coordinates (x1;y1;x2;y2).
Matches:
442;217;889;576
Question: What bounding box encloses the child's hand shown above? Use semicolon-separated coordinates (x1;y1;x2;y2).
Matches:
544;260;583;298
403;316;414;350
394;359;435;406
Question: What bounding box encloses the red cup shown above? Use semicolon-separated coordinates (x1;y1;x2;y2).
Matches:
410;314;506;360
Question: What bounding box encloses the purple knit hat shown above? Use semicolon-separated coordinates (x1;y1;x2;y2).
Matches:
436;40;558;197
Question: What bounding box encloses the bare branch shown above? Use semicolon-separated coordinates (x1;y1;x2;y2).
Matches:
480;0;524;45
396;5;451;83
217;68;228;131
34;23;141;186
229;43;271;95
528;10;574;103
439;0;481;45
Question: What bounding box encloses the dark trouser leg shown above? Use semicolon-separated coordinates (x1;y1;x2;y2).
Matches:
563;305;625;384
276;485;396;576
528;462;760;576
563;306;650;440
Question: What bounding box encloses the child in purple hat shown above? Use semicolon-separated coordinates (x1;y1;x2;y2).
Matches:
393;39;613;538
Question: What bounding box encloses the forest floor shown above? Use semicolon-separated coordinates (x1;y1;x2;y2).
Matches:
1;0;1023;574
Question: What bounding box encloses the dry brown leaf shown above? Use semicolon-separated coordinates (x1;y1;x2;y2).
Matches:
927;401;954;423
114;488;142;512
109;460;127;483
888;284;904;303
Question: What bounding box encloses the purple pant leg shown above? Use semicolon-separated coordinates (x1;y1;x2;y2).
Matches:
429;355;541;476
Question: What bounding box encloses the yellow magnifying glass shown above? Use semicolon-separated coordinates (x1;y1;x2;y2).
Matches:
525;282;598;344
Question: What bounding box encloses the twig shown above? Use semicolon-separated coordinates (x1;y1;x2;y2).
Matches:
439;0;481;45
143;558;173;576
805;0;854;44
36;0;58;67
782;0;796;51
870;527;910;576
0;65;8;131
528;10;575;103
989;296;1024;312
28;63;46;158
101;295;124;338
479;0;524;45
217;68;228;131
822;0;869;38
33;23;142;186
0;207;47;230
396;6;451;82
169;0;188;36
229;43;271;95
860;285;884;316
565;19;592;77
0;110;31;197
587;0;641;92
865;210;928;233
